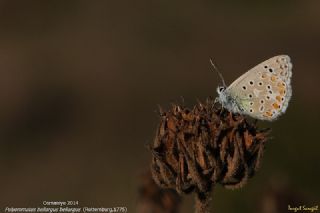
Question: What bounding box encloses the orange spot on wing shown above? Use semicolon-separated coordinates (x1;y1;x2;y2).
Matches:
279;89;286;96
271;75;277;82
272;103;281;110
264;111;272;117
277;82;286;89
276;96;282;102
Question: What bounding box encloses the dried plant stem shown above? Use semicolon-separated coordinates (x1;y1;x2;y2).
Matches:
195;190;211;213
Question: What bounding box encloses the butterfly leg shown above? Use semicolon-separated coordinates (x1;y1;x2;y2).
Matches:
213;97;219;105
214;97;225;116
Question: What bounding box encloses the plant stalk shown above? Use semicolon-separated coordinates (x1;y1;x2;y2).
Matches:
195;190;211;213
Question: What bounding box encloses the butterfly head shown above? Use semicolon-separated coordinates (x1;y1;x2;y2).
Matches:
216;86;226;95
216;86;228;106
216;85;243;114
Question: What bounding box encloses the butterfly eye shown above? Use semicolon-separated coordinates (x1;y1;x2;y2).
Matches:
218;86;225;93
269;68;273;73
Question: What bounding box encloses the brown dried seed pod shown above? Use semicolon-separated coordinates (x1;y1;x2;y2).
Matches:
149;98;270;212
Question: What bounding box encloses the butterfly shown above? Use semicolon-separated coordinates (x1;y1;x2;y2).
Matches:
215;55;292;121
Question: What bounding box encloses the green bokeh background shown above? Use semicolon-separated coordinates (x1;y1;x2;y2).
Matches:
0;1;319;212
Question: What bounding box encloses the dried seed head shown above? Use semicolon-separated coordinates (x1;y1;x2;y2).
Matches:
150;98;269;195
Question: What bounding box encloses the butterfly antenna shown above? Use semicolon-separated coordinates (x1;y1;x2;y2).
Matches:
209;58;226;87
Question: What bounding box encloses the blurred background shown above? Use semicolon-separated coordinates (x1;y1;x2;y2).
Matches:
0;1;319;212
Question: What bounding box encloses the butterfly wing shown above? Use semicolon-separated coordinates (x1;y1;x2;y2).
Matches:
225;55;292;120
